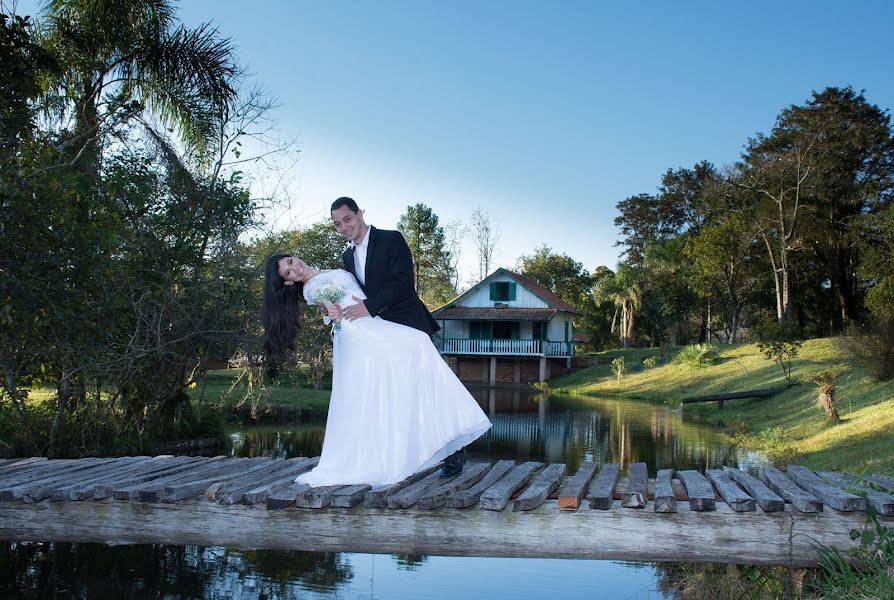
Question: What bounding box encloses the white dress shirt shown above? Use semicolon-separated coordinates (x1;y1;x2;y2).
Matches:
352;226;372;285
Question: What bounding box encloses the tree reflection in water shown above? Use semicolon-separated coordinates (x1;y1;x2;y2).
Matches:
0;541;353;598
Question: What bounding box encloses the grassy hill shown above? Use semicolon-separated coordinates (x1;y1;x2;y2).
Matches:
551;338;894;474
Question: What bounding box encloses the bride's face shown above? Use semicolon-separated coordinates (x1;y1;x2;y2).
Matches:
278;256;310;285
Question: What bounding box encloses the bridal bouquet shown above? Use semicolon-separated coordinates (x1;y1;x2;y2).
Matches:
315;283;346;329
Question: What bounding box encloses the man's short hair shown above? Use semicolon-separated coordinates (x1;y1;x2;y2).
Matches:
331;197;360;213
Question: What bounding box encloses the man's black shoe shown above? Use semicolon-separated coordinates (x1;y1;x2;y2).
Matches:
439;449;466;477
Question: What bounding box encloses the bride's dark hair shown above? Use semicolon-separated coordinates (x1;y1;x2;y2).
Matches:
262;253;306;356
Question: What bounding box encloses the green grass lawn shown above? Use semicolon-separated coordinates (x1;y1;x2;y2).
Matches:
191;367;332;421
552;338;894;475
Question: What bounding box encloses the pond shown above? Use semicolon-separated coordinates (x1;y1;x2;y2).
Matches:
2;388;767;599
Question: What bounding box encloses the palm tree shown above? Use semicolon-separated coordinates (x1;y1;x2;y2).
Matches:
595;266;642;350
37;0;238;166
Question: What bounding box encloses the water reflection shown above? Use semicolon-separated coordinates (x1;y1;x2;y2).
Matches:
224;387;764;476
0;542;666;599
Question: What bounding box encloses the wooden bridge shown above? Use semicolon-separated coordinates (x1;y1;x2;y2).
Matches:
1;455;892;566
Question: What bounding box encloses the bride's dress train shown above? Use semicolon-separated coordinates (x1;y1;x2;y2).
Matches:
294;269;492;487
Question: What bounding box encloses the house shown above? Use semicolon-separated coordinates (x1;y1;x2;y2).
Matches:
432;268;580;384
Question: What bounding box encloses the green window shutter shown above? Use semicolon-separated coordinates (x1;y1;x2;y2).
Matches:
508;282;517;301
489;283;497;300
470;322;479;339
511;322;520;340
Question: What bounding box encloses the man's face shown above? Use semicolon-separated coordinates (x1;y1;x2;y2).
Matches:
331;205;366;243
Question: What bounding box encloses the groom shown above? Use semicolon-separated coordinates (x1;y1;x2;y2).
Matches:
329;196;466;477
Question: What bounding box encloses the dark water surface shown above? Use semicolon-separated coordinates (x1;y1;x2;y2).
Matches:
3;389;765;599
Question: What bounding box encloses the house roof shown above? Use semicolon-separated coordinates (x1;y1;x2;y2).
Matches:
434;307;557;321
432;267;582;316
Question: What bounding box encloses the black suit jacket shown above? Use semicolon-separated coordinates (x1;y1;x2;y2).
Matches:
342;226;440;335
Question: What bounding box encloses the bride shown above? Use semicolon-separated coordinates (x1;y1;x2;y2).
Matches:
262;253;492;487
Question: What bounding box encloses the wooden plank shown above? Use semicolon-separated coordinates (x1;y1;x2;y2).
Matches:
52;456;178;501
760;467;822;513
622;463;648;509
723;467;785;512
480;462;542;511
674;470;716;511
587;464;620;510
239;458;320;505
786;465;867;512
161;458;277;502
0;457;48;475
266;483;310;510
654;469;676;513
818;471;894;517
26;457;157;502
0;458;105;489
705;469;755;512
2;496;885;567
362;463;444;508
295;484;347;509
103;457;218;500
446;459;515;509
114;457;233;501
0;459;111;501
557;462;598;511
206;458;303;503
513;463;565;512
329;484;373;508
416;463;491;510
388;471;452;509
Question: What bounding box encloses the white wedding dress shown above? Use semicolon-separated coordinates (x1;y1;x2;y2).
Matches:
294;269;492;487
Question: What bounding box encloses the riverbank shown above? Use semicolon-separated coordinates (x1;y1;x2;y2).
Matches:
551;338;894;474
191;368;332;424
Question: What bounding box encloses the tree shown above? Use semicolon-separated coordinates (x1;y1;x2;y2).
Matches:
686;211;763;344
594;266;642;349
516;244;590;308
37;0;239;167
397;203;456;307
614;162;717;266
470;207;501;280
787;87;894;329
736;120;822;336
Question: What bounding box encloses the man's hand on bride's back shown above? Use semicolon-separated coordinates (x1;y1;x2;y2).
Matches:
342;296;370;321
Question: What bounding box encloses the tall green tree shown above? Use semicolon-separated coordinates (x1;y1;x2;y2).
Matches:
594;266;642;350
37;0;238;166
516;244;591;308
397;203;456;307
785;87;894;329
686;212;763;343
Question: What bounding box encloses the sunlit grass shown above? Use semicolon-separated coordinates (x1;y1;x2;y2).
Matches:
552;338;894;474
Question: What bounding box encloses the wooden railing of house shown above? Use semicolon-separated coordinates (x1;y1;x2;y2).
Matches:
439;338;573;357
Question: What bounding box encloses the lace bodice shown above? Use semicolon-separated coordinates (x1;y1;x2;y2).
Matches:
303;269;366;305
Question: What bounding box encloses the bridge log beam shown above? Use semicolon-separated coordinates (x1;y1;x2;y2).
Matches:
0;498;880;567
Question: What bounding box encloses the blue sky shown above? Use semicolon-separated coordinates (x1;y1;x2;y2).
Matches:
15;0;894;284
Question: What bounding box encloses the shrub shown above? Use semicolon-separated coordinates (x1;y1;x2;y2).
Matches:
611;357;625;382
838;319;894;382
642;356;657;369
757;338;802;384
810;366;848;423
673;343;720;368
